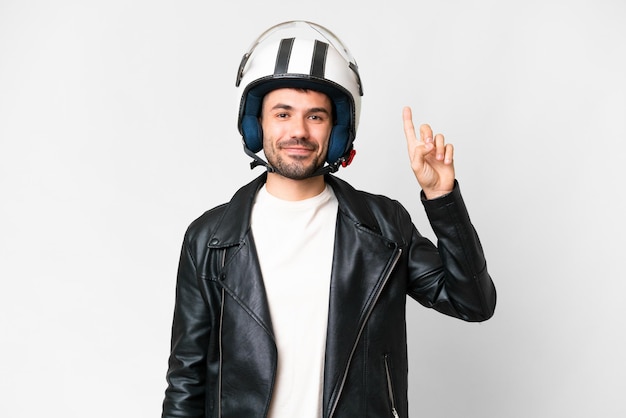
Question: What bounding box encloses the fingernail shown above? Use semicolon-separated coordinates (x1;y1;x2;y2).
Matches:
425;136;433;143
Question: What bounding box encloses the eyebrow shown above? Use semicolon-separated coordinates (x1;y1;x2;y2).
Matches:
270;103;331;115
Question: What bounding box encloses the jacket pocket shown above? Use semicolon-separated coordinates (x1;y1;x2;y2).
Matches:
384;354;400;418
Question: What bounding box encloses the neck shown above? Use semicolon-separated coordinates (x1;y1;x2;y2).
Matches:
265;172;326;201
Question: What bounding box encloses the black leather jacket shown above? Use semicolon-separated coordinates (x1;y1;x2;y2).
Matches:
162;173;496;418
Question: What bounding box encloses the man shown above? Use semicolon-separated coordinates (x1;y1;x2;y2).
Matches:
162;21;496;418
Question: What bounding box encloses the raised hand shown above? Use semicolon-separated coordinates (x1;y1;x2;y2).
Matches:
403;106;455;199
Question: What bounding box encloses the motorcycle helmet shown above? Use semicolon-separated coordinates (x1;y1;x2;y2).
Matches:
235;20;363;174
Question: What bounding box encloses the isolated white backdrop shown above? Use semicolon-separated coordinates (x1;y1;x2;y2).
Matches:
1;0;625;417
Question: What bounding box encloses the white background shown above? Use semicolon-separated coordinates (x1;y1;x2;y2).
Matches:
1;0;625;417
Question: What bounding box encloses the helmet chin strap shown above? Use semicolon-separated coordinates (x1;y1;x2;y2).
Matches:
243;144;347;179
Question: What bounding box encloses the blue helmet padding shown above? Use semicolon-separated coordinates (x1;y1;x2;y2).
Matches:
326;98;351;163
241;114;263;152
239;76;354;164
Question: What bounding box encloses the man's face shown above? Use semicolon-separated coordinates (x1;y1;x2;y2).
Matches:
259;88;333;180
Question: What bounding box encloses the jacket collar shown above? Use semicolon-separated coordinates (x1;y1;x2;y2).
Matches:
207;172;266;248
325;174;383;236
208;172;384;247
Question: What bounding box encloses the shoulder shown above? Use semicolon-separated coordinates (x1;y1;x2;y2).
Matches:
182;203;229;251
182;173;268;250
326;175;413;239
327;175;408;213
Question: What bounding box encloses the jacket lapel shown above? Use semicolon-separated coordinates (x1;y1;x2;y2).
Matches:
322;176;401;416
208;173;275;339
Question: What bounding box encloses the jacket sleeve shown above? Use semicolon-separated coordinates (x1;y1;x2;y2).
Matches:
162;236;211;417
406;181;496;321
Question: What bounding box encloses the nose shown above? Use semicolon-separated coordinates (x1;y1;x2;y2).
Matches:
288;116;308;139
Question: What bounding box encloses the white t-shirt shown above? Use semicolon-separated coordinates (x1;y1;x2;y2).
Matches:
250;184;338;418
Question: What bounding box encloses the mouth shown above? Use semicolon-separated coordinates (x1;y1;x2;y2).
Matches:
278;139;316;155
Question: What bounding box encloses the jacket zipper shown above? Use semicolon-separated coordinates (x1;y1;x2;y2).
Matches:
384;354;399;418
329;247;403;417
217;288;225;417
217;249;226;417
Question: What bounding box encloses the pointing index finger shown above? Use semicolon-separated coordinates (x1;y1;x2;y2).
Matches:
402;106;418;144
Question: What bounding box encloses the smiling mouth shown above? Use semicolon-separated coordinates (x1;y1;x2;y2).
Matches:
278;138;316;152
281;148;315;161
283;146;314;153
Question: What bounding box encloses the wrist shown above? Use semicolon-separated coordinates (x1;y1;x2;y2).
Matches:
422;189;452;200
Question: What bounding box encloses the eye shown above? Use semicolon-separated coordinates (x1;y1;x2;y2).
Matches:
308;114;326;122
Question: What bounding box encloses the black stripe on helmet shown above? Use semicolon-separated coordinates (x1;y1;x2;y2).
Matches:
310;40;328;78
274;38;294;75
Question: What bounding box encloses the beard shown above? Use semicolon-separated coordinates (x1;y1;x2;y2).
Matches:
264;138;326;180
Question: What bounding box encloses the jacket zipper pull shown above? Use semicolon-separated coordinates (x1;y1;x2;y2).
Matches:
384;354;400;418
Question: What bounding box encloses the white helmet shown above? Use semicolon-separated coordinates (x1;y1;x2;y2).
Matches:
235;20;363;173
